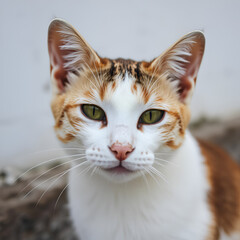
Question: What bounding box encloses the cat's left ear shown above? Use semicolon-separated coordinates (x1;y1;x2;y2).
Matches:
149;31;205;104
48;19;101;94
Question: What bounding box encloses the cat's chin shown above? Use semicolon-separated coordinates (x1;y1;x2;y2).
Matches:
98;166;142;183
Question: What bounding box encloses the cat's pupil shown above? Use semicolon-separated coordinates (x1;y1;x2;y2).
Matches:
149;111;152;121
93;106;95;116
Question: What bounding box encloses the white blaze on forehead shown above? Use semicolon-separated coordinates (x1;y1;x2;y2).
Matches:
111;72;139;112
105;73;140;146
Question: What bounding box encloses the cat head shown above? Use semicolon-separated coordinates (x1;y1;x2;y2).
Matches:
48;19;205;183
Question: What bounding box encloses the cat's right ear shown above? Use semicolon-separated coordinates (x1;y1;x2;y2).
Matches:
145;31;205;105
48;19;100;94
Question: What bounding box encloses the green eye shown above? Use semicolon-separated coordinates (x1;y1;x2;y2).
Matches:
139;109;164;125
81;104;106;121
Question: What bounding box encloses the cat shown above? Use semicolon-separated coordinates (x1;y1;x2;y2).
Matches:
47;19;240;240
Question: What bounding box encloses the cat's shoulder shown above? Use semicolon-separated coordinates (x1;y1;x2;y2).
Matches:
197;139;240;239
198;139;240;176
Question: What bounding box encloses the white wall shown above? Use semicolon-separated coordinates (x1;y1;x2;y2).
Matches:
1;0;240;167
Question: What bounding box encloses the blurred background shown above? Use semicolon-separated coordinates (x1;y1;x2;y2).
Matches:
1;0;240;167
1;1;240;239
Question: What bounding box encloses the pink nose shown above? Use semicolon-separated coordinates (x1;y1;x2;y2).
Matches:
109;143;134;161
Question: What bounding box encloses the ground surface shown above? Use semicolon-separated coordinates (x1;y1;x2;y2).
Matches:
1;117;240;240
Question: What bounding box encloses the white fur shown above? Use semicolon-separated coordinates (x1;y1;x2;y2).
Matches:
68;132;212;240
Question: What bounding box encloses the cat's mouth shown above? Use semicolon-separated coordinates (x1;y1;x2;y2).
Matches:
104;165;133;174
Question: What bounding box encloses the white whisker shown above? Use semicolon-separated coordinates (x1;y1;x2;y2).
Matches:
154;152;173;155
84;63;101;89
144;167;161;186
23;171;63;200
154;161;165;167
140;169;150;190
22;161;87;200
80;69;100;90
16;153;86;182
21;156;86;192
92;59;102;83
54;163;94;209
54;182;69;209
155;157;178;167
149;166;168;184
35;161;89;206
90;165;98;177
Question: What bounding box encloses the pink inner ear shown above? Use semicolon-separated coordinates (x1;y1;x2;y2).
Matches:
185;46;203;79
53;66;69;92
49;33;71;93
177;54;201;101
178;76;193;101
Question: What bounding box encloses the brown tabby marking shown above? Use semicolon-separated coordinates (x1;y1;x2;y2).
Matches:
199;140;240;238
98;58;153;85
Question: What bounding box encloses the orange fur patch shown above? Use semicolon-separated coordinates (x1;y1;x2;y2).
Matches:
57;133;75;143
99;82;107;101
141;86;150;104
111;81;116;91
199;140;240;237
66;111;83;130
51;94;66;127
205;224;220;240
166;140;182;149
131;83;137;94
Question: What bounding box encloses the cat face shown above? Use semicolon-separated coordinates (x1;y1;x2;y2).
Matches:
48;19;205;182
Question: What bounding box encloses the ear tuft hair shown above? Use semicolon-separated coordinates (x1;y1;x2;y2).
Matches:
149;31;205;104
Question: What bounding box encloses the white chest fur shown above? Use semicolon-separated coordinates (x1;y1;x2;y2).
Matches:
68;132;213;240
